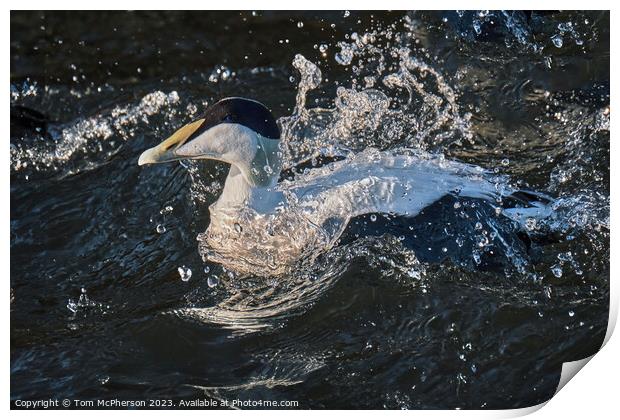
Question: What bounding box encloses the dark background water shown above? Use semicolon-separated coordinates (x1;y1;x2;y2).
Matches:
11;11;609;409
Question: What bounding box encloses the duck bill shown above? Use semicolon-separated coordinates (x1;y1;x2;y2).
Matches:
138;118;205;165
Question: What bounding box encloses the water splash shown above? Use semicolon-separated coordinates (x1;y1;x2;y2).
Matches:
66;288;109;315
280;28;474;169
184;20;608;331
11;14;608;338
178;235;426;334
11;90;181;176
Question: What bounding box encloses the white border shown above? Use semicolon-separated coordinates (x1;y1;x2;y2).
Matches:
5;2;617;418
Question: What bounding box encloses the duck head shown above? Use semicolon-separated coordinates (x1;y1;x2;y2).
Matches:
138;97;282;187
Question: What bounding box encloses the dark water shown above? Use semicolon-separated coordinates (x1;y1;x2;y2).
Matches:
11;11;609;409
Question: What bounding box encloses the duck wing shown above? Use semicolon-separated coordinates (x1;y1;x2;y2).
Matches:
280;150;503;224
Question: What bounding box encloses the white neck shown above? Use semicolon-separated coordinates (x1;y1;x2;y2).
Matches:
212;136;282;212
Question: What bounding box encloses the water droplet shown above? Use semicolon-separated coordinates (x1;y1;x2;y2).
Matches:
319;44;328;53
335;42;355;66
343;10;350;18
297;21;304;28
407;268;422;280
67;299;78;313
568;310;575;317
544;56;552;68
473;21;481;35
551;265;563;278
525;218;537;231
203;266;210;274
156;224;166;234
475;222;483;230
370;214;377;222
558;251;573;262
501;158;510;166
234;223;242;233
207;275;219;288
551;34;563;48
178;266;192;282
160;205;174;215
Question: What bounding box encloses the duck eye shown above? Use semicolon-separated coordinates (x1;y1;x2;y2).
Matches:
222;114;234;123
